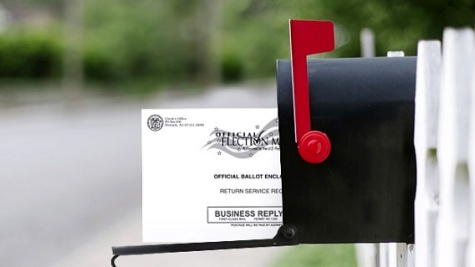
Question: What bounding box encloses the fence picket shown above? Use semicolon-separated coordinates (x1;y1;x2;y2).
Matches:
467;30;475;267
380;243;389;267
436;28;473;267
356;244;378;267
389;244;407;267
414;40;442;267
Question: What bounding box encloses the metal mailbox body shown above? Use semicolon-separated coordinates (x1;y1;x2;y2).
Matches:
277;57;417;243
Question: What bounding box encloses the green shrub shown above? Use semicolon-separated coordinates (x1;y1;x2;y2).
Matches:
83;48;117;81
221;52;243;83
0;33;62;79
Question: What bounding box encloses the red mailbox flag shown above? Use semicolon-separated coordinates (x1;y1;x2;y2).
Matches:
289;19;335;164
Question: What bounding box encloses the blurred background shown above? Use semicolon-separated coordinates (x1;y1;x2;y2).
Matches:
0;0;473;266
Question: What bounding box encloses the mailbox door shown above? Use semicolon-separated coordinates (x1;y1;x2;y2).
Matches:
277;57;416;243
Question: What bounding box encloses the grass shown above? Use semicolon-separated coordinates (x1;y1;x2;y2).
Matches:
272;244;358;267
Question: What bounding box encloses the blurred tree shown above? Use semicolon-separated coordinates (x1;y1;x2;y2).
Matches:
291;0;475;56
85;0;183;81
195;0;222;85
64;0;83;100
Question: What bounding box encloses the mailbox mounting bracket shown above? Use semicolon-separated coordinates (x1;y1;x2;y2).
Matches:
111;224;299;266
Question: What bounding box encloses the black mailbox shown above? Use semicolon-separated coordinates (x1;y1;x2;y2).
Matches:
277;56;416;244
276;20;416;244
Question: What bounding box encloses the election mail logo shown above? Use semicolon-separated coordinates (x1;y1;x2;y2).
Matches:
203;118;279;158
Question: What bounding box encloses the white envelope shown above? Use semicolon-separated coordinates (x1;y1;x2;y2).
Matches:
142;109;282;243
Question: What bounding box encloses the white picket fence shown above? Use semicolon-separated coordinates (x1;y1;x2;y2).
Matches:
358;27;475;267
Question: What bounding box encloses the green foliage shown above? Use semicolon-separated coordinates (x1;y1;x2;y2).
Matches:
220;0;288;80
307;0;475;57
0;31;62;79
83;0;198;82
83;47;117;81
273;244;357;267
221;51;243;83
2;0;474;86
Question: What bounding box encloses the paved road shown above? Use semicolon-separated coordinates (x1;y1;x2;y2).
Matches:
0;84;287;267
